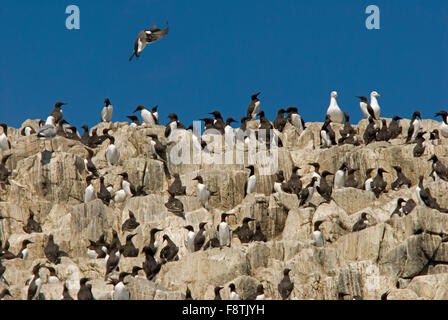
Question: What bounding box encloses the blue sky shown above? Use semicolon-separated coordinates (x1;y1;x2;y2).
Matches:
1;0;447;129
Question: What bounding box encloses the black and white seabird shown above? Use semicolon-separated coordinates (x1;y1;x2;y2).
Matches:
17;239;33;260
56;119;69;137
391;198;407;218
406;111;422;143
218;213;235;247
357;96;371;119
134;105;156;126
193;175;215;209
416;176;448;213
78;277;95;300
108;272;131;300
160;234;179;262
37;116;57;151
97;176;112;206
44;234;68;265
61;282;74;300
122;234;139;258
339;112;357;137
101;98;113;122
370;91;381;119
0;124;11;152
334;163;347;190
127;115;141;127
141;244;162;281
214;286;224;300
120;172;136;198
1;240;17;260
389;116;403;139
185;287;193;300
402;199;417;215
345;168;359;189
283;166;303;196
50;102;67;124
21;124;37;137
247;92;261;120
234;217;255;244
244;165;257;197
165;191;186;220
253;222;267;242
168;173;186;196
84;175;97;203
229;283;241;300
413;131;426;158
278;268;294;300
131;266;143;278
194;222;207;252
429;155;448;182
148;228;163;254
376;119;391;142
224;117;237;139
326;91;343;123
165;113;182;139
391;166;412;191
83;148;99;177
273;170;286;193
23;209;42;234
0;289;12;300
109;229;122;253
312;221;325;247
105;247;123;280
105;135;120;166
320;115;336;148
46;266;60;284
209;111;226;134
430;129;440;141
147;134;170;178
316;171;334;203
435;111;448;138
129;22;169;61
122;211;140;232
286;107;306;131
299;177;318;207
363;116;379;145
364;168;375;191
27;263;43;300
184;225;196;253
273;109;287;133
371;168;388;199
352;212;370;232
0;260;8;286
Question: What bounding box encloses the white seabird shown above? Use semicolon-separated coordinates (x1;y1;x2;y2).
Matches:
326;91;344;124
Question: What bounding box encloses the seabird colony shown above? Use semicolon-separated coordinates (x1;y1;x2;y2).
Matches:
0;21;446;301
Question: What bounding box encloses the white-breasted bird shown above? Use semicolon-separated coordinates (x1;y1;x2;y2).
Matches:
326;91;344;124
218;213;235;247
334;163;347;189
192;175;214;209
184;225;195;253
134;105;156;127
0;124;11;153
370;91;381;119
105;136;120;166
84;175;97;203
244;165;257;197
129;22;169;61
101;98;113;122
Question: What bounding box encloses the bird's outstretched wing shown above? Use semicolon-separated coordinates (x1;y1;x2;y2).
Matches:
147;23;169;42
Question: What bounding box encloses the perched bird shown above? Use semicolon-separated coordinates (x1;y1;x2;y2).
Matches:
299;177;318;207
147;134;170;178
27;263;43;300
327;91;344;124
320;116;336;148
273;170;286;194
141;244;162;281
244;165;257;197
83;148;99;177
50;102;67;123
109;229;122;253
122;211;140;232
278;268;294;300
105;247;123;280
185;287;193;300
253;222;267;242
376;119;391;142
255;284;265;300
345;168;359;189
364;168;375;191
435;111;448;138
16;239;33;260
101;98;113;122
184;225;196;253
371;168;388;199
284;166;302;195
312;221;325;247
1;241;17;260
209;111;226;135
357;96;371;119
391;166;412;191
340;112;357;137
389;116;403;140
23;209;42;234
352;212;370;232
363;117;379;145
0;123;11;152
122;234;139;258
416;176;448;212
168;173;186;196
234;217;255;244
56;119;69;137
429;155;448;182
193;175;214;209
61;282;74;300
391;198;407;218
286;107;306;131
129;22;169;61
402;199;417;215
316;171;334;203
165;191;186;220
109;272;131;300
369;91;381;119
37;116;57;151
84;175;97;203
97;176;112;206
413;132;426;158
160;234;179;262
127;115;141;127
214;286;224;300
273;109;287;132
217;213;235;247
194;222;207;252
77;277;95;300
148;228;163;254
430;129;440;141
105;136;120;166
247;92;261;120
46;266;60;284
131;266;143;278
406;111;422;143
229;283;241;300
0;289;12;300
334;163;347;190
44;235;68;265
21;125;37;137
120;172;136;198
0;260;8;286
165;113;182;139
134;105;156;126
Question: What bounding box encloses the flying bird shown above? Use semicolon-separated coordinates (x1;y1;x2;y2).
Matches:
129;22;169;61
